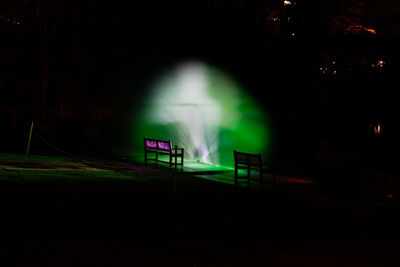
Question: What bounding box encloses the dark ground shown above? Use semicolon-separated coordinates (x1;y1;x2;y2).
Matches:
1;156;400;266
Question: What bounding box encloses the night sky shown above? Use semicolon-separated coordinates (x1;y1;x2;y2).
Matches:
1;0;400;170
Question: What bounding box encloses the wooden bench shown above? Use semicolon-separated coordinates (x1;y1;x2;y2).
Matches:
234;150;276;187
144;137;184;168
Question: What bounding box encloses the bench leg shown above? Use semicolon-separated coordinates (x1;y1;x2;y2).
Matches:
180;152;184;167
259;169;263;188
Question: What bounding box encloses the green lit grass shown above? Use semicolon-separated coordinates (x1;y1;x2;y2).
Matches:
0;169;135;182
0;153;135;182
0;153;74;163
0;153;237;193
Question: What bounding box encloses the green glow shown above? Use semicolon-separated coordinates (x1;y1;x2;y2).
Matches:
135;62;269;168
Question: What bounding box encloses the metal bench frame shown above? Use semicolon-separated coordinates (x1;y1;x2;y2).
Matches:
144;137;184;168
234;150;276;187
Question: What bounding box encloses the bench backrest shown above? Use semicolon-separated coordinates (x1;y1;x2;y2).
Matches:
144;138;173;152
234;150;262;167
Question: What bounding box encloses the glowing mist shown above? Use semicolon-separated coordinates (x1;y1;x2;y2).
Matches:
135;61;269;167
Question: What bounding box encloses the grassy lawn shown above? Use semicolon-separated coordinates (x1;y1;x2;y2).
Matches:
0;153;146;183
0;169;135;182
0;153;209;193
0;153;74;162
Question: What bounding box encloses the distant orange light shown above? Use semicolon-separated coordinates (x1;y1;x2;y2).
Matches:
373;123;381;135
346;25;376;35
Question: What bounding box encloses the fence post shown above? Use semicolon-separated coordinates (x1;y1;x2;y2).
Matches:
26;121;34;156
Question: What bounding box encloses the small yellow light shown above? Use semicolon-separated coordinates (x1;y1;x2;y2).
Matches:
284;0;293;6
